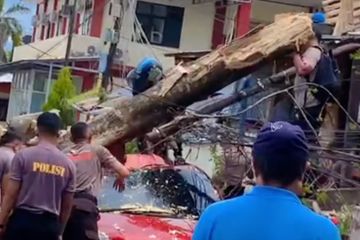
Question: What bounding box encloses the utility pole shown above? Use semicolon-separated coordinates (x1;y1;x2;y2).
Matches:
102;3;124;90
65;0;78;66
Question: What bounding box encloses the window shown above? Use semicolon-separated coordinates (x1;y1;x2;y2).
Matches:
54;0;58;11
30;72;48;113
62;17;68;35
82;0;93;35
40;25;45;40
136;1;184;48
56;16;62;36
46;22;51;39
44;0;49;13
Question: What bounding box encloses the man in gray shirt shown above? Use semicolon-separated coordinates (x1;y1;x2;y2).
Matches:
0;112;76;240
63;122;129;240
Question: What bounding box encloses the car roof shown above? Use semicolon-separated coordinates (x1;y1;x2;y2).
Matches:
124;154;168;170
124;154;206;173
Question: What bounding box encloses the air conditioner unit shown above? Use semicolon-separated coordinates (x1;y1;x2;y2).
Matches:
77;2;85;11
150;31;163;44
37;13;43;23
49;12;58;22
31;15;39;27
111;3;121;16
85;0;93;9
42;14;50;24
60;4;72;16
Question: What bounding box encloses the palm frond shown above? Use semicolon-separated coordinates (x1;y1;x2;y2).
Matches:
1;17;23;35
11;32;22;46
4;3;30;16
0;0;4;15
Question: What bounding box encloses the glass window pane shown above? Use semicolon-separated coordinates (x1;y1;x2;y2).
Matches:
153;5;167;17
21;73;26;89
136;1;151;14
33;72;47;92
30;93;46;113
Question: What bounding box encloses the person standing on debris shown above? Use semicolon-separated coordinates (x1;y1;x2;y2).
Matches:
292;27;322;137
222;144;251;199
193;121;341;240
0;112;76;240
63;122;130;240
292;24;340;142
127;57;163;96
0;130;23;200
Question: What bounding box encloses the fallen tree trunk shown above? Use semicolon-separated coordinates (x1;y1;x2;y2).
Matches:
146;43;360;143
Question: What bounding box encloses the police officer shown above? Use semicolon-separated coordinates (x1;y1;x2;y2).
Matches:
0;112;76;240
63;122;130;240
0;129;23;201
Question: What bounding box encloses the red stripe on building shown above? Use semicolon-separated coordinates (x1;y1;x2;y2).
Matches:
51;22;56;37
54;0;58;11
40;25;45;40
44;0;49;13
90;0;105;37
62;17;68;35
236;3;252;37
211;3;226;49
0;83;11;94
68;152;94;162
32;27;36;42
75;13;81;34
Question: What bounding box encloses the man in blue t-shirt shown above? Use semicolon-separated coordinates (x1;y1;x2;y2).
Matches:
193;121;341;240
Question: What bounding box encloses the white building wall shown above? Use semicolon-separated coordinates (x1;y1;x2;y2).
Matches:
252;0;309;24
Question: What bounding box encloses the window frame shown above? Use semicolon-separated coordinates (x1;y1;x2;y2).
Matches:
135;1;184;48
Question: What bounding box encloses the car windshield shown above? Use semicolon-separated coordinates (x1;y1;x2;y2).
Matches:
98;166;219;219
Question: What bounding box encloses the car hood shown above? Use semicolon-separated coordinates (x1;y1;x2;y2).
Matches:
99;212;196;240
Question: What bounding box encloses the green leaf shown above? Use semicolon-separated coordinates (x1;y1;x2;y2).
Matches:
11;31;22;46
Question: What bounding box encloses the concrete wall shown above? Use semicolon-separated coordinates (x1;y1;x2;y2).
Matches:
182;144;216;177
252;0;309;24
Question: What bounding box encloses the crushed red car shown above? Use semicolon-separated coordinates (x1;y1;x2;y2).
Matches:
98;154;220;240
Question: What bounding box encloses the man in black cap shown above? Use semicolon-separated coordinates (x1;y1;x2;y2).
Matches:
193;121;340;240
0;112;76;240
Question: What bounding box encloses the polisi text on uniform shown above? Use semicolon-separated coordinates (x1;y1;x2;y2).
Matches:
32;161;65;177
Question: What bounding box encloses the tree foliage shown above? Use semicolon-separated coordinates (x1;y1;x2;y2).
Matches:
0;0;29;63
43;67;76;126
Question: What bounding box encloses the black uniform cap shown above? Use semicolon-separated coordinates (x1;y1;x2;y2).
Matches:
37;112;62;135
